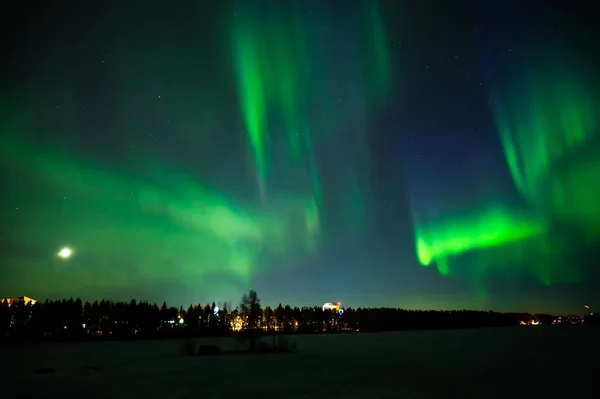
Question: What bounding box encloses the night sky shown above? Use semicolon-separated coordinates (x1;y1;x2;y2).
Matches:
2;1;599;315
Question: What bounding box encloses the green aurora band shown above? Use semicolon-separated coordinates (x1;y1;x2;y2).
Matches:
0;1;391;301
414;45;600;288
231;0;390;214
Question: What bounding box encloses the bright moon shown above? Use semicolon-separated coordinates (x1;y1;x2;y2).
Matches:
58;247;72;258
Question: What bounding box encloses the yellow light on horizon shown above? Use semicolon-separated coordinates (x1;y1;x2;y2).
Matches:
58;247;72;258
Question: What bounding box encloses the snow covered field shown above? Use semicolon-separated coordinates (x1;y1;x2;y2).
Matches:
1;326;595;398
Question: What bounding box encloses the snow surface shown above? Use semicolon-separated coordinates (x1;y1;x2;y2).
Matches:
1;326;595;398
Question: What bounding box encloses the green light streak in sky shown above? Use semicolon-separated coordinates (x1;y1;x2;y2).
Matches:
491;53;600;234
413;45;600;286
1;1;392;302
366;0;391;101
415;207;545;276
0;118;313;297
231;4;311;200
231;0;391;240
492;58;598;210
232;26;269;197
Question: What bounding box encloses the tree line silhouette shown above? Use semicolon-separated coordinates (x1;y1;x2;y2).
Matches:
0;290;540;343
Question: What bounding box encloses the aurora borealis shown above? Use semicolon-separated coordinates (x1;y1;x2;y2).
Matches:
1;1;598;314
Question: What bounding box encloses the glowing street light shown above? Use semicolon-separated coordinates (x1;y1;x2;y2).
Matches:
58;247;72;259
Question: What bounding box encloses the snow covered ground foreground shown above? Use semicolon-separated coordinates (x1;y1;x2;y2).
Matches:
1;326;596;398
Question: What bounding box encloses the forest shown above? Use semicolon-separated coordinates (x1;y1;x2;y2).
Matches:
0;290;545;342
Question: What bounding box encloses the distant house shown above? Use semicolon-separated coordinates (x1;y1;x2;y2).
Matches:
0;296;37;306
322;302;341;313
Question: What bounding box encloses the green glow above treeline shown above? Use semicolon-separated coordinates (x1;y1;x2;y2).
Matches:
2;0;597;306
0;0;392;301
414;43;600;288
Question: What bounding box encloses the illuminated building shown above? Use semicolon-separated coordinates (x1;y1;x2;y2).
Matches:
231;315;244;332
323;302;341;313
0;296;37;306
